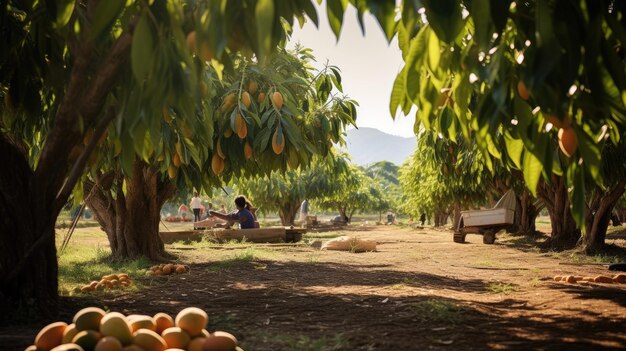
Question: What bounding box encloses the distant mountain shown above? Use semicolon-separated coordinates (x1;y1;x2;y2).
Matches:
341;127;416;166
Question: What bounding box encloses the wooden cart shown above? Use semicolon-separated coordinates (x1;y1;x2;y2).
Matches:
453;208;516;244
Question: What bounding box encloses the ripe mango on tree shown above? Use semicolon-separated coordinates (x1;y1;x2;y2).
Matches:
167;165;178;179
211;153;225;175
247;80;258;95
272;91;283;110
558;127;578;157
241;91;252;109
517;80;530;100
234;113;247;139
244;141;253;160
220;93;236;113
257;92;266;104
272;127;285;155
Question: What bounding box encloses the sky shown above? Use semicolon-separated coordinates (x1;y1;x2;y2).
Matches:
287;3;417;138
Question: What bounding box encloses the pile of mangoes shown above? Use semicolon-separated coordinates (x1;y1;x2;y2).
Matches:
554;273;626;284
25;306;243;351
146;263;190;276
78;274;133;294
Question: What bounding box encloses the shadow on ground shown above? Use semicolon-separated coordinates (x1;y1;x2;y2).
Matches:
4;259;620;351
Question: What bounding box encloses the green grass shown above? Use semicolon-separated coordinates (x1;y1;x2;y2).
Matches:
525;267;544;286
246;331;350;351
232;246;259;260
410;299;465;324
549;248;626;265
305;252;323;263
486;282;516;294
57;244;152;295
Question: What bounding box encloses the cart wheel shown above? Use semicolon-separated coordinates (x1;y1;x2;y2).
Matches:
453;232;466;243
483;230;496;244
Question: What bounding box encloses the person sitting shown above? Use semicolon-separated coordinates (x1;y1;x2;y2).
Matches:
209;195;256;229
245;200;260;228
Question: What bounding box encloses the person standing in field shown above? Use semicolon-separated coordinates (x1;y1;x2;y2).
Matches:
190;192;203;222
299;199;309;222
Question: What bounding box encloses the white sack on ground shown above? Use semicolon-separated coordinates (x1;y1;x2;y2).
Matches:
321;236;377;252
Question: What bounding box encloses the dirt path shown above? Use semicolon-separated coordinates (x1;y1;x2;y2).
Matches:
6;226;626;350
111;226;626;350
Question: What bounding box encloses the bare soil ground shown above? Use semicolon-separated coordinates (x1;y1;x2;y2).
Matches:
5;225;626;350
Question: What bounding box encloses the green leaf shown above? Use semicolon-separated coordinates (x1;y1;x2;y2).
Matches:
522;150;543;196
255;0;275;60
366;0;397;42
513;95;533;131
54;0;75;28
299;0;319;27
90;0;126;40
422;0;464;43
255;127;272;151
402;0;423;37
504;131;523;169
330;67;343;91
327;0;347;40
405;26;429;102
427;29;440;72
576;128;602;184
390;69;407;117
276;123;284;146
469;0;491;51
131;15;154;82
535;0;554;47
439;106;453;138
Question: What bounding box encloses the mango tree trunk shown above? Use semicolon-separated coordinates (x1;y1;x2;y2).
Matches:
278;202;301;225
338;206;347;220
583;182;626;253
434;209;449;227
537;176;580;249
0;9;132;318
0;136;58;318
85;160;176;260
519;189;541;234
452;202;462;229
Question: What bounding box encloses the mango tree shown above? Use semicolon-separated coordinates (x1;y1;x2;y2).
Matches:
0;0;334;317
365;161;401;221
238;154;353;225
308;1;625;246
582;139;626;252
400;129;502;227
82;46;355;260
315;163;381;223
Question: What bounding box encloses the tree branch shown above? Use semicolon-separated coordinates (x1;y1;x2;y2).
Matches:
53;108;116;215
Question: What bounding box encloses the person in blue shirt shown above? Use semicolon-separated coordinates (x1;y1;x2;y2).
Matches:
209;195;256;229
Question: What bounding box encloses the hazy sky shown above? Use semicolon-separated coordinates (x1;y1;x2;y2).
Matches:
288;3;417;138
